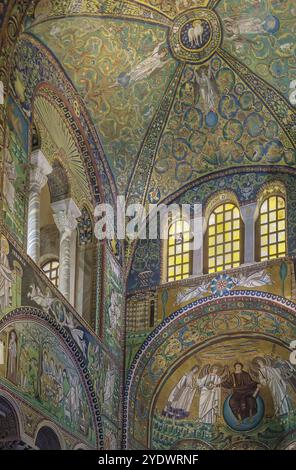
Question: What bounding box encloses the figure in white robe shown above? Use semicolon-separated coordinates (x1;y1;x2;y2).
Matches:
197;367;222;424
289;80;296;106
3;151;17;212
0;237;13;311
7;330;17;384
0;339;4;365
224;16;265;38
256;359;292;416
115;44;169;88
109;291;121;332
194;66;218;112
163;366;199;419
104;364;116;406
28;284;55;313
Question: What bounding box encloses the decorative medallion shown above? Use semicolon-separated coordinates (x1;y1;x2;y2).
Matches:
169;9;222;64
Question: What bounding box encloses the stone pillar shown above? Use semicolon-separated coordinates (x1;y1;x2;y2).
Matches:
51;199;81;301
192;204;205;276
27;150;52;263
240;202;259;265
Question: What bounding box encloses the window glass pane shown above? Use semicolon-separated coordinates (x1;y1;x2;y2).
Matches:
176;244;182;254
261;201;268;213
217;223;223;234
176;255;182;265
183;242;190;252
209;247;215;257
278;198;285;208
209;226;215;236
278;209;285;220
183;254;189;263
278;242;286;253
169;247;175;256
183;265;189;275
217;234;223;244
209;258;215;268
225;232;232;242
169;237;175;246
269;197;277;210
209;214;215;225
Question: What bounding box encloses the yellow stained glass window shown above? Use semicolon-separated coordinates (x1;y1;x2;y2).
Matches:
259;196;286;261
207;203;241;273
167;220;192;282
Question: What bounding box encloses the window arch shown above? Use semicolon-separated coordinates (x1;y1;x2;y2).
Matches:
41;259;59;287
258;195;286;261
206;202;242;273
167;219;192;282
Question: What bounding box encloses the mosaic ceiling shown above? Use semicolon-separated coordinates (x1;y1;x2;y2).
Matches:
14;0;296;204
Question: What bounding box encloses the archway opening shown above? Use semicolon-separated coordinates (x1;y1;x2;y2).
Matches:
35;426;61;450
0;396;20;445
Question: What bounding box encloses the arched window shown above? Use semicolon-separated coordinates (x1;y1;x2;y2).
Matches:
207;203;242;273
167;220;192;282
41;259;59;287
259;195;286;261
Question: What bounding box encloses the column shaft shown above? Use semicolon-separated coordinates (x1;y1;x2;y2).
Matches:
59;231;72;300
240;202;258;265
27;190;41;262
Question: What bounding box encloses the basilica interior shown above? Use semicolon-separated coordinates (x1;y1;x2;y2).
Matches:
0;0;296;451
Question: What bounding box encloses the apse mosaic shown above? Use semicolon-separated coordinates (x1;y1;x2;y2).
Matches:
152;338;296;450
126;296;296;449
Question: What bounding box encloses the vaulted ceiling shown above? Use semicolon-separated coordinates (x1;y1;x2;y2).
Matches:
11;0;296;206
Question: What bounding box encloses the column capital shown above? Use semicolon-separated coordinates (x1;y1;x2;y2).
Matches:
29;150;52;193
51;198;81;238
240;201;259;223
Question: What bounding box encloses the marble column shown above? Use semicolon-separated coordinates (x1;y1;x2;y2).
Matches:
51;199;81;301
192;203;205;276
27;150;52;263
240;202;259;265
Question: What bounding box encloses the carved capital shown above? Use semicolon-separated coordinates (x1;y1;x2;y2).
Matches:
51;198;81;238
29;150;52;194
